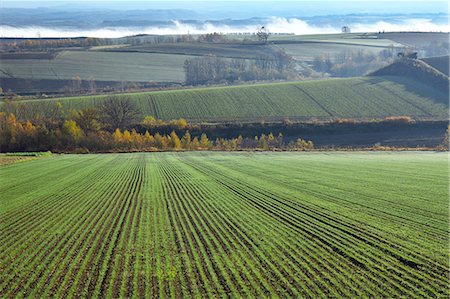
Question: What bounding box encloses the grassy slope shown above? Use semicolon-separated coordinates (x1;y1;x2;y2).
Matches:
0;50;192;82
0;152;448;297
370;59;449;94
19;76;449;121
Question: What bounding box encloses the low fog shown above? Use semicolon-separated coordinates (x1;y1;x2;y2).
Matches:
1;17;449;38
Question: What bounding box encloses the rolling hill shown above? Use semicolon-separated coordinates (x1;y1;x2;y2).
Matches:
370;58;449;93
0;33;408;95
13;75;448;122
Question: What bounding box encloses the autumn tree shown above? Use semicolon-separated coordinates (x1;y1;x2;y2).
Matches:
75;108;101;132
170;118;188;130
161;135;170;150
0;113;18;150
192;136;200;149
154;133;163;149
181;131;192;149
258;134;269;150
170;131;182;150
236;135;243;149
142;116;157;127
113;128;123;145
131;129;144;148
122;130;132;147
62;120;84;145
293;138;314;150
200;133;211;149
144;130;155;148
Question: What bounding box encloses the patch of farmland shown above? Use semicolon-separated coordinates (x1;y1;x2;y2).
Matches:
115;42;277;59
0;152;448;297
275;42;391;62
271;33;405;47
18;76;449;121
0;50;193;82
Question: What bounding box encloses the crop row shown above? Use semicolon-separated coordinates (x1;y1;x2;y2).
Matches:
0;152;448;297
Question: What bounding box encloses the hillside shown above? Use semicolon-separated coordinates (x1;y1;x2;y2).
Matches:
370;59;449;93
15;76;448;122
421;56;450;76
0;33;406;95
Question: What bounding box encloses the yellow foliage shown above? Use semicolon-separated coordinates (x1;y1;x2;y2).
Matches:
144;130;154;146
62;120;83;143
123;130;132;143
113;128;123;143
200;133;211;149
170;131;182;150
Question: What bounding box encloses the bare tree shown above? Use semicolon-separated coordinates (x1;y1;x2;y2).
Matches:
341;26;351;33
72;75;82;94
88;76;96;93
256;26;270;44
100;96;140;129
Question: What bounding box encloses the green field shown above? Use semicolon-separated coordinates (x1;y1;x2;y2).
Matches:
0;152;448;297
270;33;404;61
276;42;389;62
0;50;192;82
17;76;449;121
117;42;277;59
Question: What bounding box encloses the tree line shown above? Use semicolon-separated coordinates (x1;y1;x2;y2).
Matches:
310;48;400;77
0;112;313;152
184;52;296;85
0;95;314;152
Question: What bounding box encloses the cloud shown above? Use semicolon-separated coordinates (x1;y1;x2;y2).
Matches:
0;17;448;38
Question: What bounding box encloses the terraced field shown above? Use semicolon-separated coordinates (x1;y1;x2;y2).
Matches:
17;76;449;122
0;152;448;298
